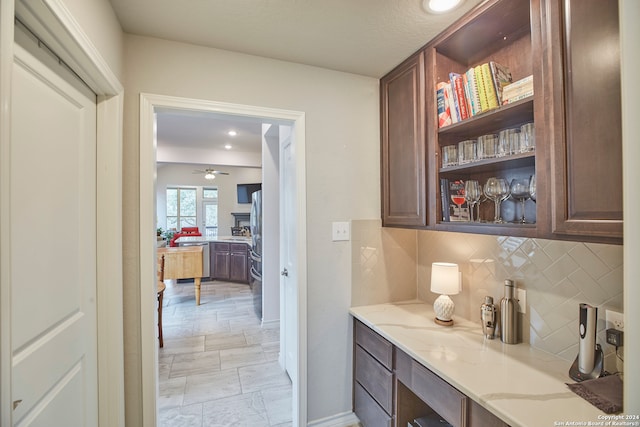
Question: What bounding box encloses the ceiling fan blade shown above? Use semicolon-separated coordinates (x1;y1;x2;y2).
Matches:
213;171;229;175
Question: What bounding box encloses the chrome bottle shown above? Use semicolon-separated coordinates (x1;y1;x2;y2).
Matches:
500;280;520;344
480;296;497;339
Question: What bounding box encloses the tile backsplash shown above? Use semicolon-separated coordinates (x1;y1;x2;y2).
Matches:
351;220;624;371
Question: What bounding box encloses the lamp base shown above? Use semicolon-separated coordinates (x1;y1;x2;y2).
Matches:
434;317;454;327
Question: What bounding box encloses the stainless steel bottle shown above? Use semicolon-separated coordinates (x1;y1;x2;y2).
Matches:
500;280;519;344
480;296;497;339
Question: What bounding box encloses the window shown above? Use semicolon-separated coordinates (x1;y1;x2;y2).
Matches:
166;187;197;230
203;187;218;237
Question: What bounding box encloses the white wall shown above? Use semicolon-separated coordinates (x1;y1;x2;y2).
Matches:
156;163;261;236
122;34;380;423
59;0;124;80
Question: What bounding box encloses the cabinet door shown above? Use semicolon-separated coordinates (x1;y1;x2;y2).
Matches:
381;51;427;227
230;251;248;282
213;243;230;280
547;0;622;243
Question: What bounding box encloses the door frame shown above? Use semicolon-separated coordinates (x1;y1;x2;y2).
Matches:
139;93;308;426
0;1;124;426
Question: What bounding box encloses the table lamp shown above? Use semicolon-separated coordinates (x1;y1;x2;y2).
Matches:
430;262;460;326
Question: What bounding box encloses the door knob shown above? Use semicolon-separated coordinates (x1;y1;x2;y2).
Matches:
281;268;288;277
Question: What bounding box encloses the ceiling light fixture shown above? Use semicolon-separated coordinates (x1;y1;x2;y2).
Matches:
423;0;463;14
227;130;237;136
224;144;232;150
204;172;216;180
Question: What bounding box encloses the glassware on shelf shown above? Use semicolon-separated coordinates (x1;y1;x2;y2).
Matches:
442;145;458;168
497;128;520;157
458;139;477;164
529;174;536;202
477;134;498;159
483;177;510;223
464;180;482;222
519;122;535;152
509;178;531;223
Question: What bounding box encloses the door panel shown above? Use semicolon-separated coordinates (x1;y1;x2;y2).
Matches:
10;40;98;426
280;128;297;384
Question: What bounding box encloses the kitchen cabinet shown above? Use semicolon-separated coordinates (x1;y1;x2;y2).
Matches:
353;319;508;427
380;51;427;227
211;242;249;283
544;0;623;243
379;0;622;244
353;320;394;427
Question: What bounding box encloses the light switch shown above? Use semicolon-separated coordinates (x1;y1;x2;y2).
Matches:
332;221;350;241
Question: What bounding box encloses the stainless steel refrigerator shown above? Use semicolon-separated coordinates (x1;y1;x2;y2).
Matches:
249;190;262;318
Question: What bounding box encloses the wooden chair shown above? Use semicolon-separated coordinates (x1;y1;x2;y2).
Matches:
157;254;166;348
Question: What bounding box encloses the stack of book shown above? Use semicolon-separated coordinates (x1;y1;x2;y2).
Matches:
437;61;516;128
501;75;534;105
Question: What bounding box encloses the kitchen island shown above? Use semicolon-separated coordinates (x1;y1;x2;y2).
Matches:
175;235;251;283
350;301;609;427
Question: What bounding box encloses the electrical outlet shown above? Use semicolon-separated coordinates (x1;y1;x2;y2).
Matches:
516;288;526;314
605;310;624;331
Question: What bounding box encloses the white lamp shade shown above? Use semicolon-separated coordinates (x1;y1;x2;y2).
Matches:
430;262;460;295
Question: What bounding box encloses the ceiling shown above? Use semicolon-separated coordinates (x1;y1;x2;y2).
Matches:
111;0;482;162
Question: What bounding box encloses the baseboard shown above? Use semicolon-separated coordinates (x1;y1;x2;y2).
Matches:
307;411;360;427
261;318;279;327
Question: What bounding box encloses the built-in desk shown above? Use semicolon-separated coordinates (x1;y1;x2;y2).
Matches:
350;301;606;427
157;246;204;305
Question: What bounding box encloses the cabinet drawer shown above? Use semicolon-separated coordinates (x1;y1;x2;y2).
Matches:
355;320;393;370
213;242;230;252
355;345;393;414
468;399;508;427
230;243;248;252
354;382;393;427
396;349;466;427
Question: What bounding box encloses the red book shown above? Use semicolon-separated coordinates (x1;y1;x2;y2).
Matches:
449;72;469;120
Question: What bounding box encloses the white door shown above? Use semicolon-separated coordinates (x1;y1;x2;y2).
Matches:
280;126;297;386
10;35;98;426
203;200;218;237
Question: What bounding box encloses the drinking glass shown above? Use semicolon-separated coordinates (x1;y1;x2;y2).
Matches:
510;178;531;223
464;180;482;222
483;178;510;223
529;174;536;202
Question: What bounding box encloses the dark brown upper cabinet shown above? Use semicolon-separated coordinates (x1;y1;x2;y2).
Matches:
544;0;623;243
381;51;427;227
379;0;623;245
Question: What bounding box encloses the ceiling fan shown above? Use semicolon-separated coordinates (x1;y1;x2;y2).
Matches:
192;168;230;180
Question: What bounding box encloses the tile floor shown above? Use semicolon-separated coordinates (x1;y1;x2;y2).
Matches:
157;279;292;427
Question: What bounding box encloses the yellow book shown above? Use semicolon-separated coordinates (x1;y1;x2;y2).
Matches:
481;62;499;110
474;65;489;113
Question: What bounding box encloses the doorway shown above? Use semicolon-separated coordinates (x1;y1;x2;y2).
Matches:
139;94;307;426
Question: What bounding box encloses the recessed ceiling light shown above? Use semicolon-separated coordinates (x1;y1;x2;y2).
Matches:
423;0;463;14
227;130;237;136
224;144;232;150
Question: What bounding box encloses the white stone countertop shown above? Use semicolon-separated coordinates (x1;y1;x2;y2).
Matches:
350;301;608;427
174;235;251;244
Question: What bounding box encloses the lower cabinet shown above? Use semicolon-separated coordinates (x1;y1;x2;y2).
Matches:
354;320;394;427
211;242;249;283
353;319;508;427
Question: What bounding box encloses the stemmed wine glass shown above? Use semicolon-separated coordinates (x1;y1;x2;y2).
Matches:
510;178;531;223
483;178;510;223
464;180;482;222
529;174;536;202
